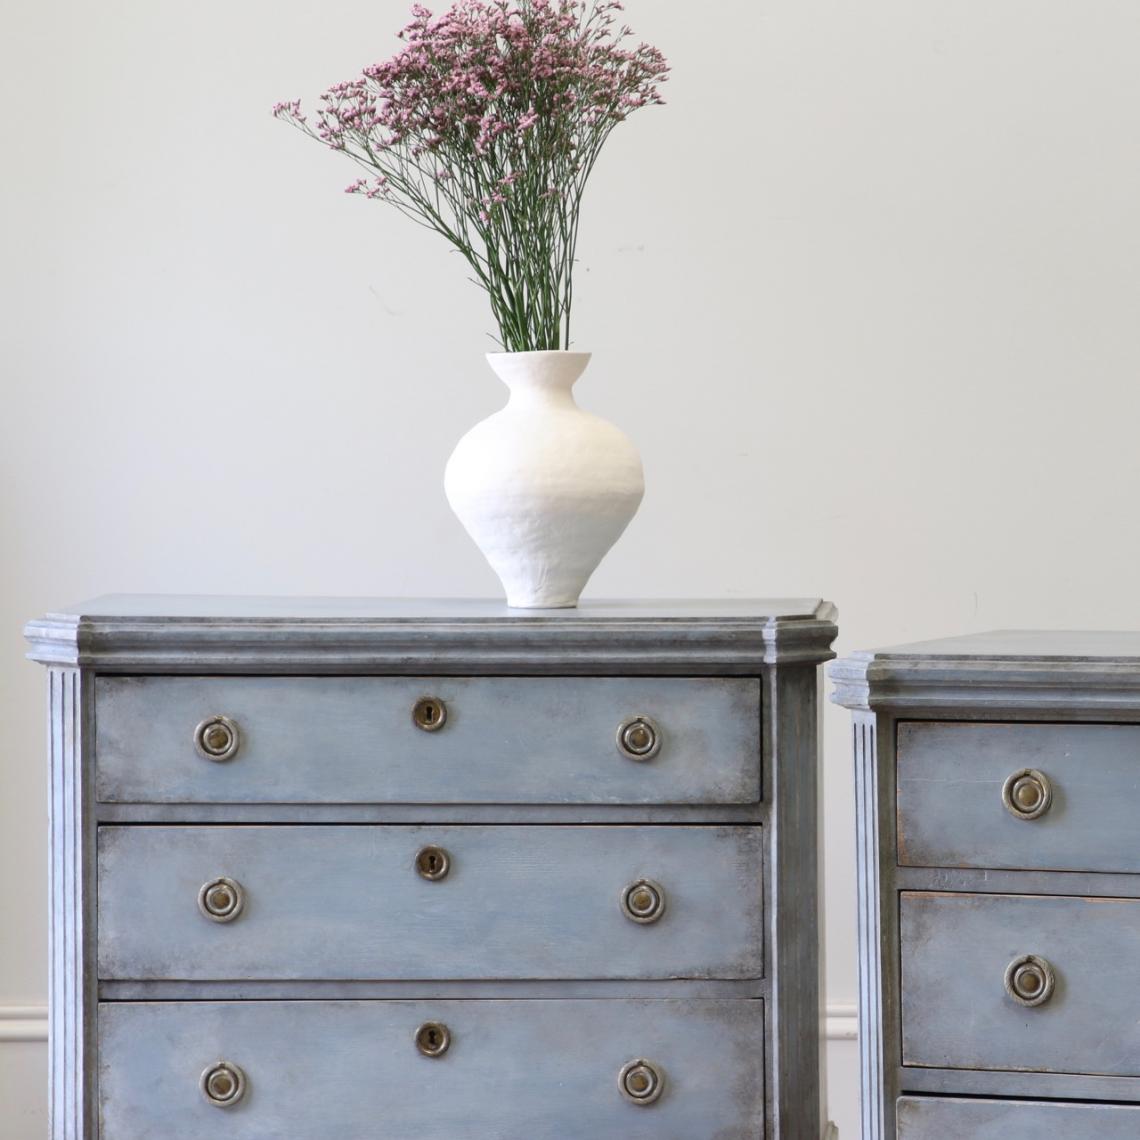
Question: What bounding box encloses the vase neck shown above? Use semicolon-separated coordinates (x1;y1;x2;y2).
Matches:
487;351;591;410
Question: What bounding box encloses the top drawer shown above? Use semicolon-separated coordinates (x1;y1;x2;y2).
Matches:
95;675;761;805
897;721;1140;873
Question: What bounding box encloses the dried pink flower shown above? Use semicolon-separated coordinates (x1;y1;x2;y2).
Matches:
275;0;668;351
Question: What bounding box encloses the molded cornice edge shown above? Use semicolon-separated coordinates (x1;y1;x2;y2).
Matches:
26;601;838;674
831;652;1140;712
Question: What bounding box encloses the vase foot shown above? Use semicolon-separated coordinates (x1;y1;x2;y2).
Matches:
506;598;580;610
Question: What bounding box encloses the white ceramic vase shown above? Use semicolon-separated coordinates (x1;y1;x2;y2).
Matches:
445;351;645;609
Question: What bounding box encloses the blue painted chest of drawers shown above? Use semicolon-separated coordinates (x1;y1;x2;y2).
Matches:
27;596;837;1139
832;631;1140;1139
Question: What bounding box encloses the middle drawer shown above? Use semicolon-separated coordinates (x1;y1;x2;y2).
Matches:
97;825;764;981
900;890;1140;1078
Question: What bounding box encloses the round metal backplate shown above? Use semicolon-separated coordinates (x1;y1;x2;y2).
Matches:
619;1059;665;1106
200;1061;246;1107
1001;768;1053;821
197;876;245;923
617;716;661;762
1004;954;1056;1008
620;879;667;924
194;715;241;763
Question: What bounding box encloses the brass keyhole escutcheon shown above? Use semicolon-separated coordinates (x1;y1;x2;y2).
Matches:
618;1059;664;1106
200;1061;246;1107
194;715;241;762
617;716;661;761
1004;954;1056;1008
413;697;448;732
621;879;667;924
416;845;451;882
1001;768;1053;821
415;1022;451;1058
198;876;245;923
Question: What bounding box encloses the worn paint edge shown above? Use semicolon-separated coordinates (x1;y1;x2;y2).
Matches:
0;1003;858;1044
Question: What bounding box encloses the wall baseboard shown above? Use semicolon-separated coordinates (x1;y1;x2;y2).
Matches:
0;1003;860;1044
825;1003;859;1041
0;1006;49;1043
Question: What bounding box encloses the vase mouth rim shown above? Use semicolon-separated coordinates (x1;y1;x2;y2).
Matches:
486;350;591;361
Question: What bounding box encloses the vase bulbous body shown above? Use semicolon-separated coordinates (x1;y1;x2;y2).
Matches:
444;351;645;609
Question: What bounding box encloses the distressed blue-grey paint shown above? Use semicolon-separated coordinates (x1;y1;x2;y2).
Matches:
897;1096;1140;1138
833;632;1140;1137
897;721;1140;873
98;999;765;1140
29;597;838;1139
94;675;762;805
98;824;764;982
901;891;1140;1078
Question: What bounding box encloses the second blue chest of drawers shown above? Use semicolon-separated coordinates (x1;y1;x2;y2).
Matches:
832;630;1140;1139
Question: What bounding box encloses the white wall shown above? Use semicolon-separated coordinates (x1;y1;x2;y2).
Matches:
3;2;1140;1135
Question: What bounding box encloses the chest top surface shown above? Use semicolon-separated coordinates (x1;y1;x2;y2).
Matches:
831;628;1140;713
24;595;838;674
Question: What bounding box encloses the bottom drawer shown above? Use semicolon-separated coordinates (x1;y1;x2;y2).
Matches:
99;999;765;1139
897;1096;1140;1138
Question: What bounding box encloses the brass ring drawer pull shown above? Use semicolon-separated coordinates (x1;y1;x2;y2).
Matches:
621;879;666;924
1001;768;1052;820
412;697;448;732
617;716;661;761
200;1061;246;1107
618;1058;665;1106
194;715;241;762
198;877;245;923
415;1022;451;1058
416;845;451;882
1004;954;1056;1007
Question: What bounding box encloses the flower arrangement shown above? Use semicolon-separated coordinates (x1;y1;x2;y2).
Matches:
274;0;668;352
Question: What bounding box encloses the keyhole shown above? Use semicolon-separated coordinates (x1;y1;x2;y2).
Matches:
416;1022;451;1057
413;697;447;732
416;845;450;881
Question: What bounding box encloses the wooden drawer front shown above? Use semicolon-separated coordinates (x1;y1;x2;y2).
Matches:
897;722;1140;873
897;1096;1140;1138
95;675;761;805
98;825;763;981
900;892;1140;1078
98;999;765;1139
